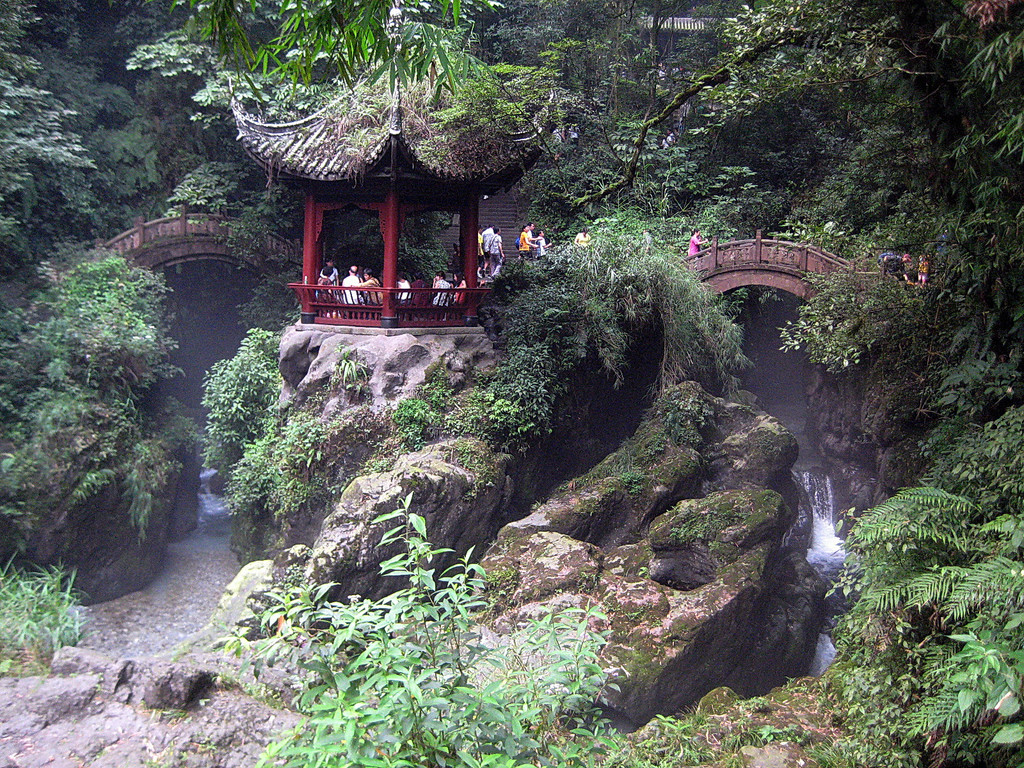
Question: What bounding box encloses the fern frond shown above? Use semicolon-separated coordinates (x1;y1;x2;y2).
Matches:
68;468;115;505
850;487;978;555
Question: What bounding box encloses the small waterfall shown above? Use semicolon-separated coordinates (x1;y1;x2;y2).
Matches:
794;468;846;676
198;467;231;536
800;469;845;579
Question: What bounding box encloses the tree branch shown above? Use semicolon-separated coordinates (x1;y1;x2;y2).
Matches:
572;29;808;208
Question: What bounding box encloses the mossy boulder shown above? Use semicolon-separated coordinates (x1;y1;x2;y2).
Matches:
480;523;825;725
500;384;711;549
179;559;274;650
301;438;512;598
710;404;799;491
696;685;740;715
647;489;788;590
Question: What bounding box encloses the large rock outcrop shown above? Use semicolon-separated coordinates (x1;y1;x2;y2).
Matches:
278;326;497;411
19;464;196;605
806;365;930;512
479;383;826;725
283;437;514;601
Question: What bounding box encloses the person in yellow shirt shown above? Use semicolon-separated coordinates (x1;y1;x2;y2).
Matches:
574;228;591;247
518;223;536;259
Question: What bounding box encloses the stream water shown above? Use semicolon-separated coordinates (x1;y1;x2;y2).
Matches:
797;468;846;675
78;469;240;658
737;292;849;676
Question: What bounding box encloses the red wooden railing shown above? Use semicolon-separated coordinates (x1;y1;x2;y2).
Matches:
289;284;490;328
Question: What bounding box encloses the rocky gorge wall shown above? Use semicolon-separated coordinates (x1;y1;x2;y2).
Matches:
805;361;932;514
211;326;826;726
17;446;200;605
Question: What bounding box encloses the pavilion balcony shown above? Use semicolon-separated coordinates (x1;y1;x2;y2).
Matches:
290;284;490;328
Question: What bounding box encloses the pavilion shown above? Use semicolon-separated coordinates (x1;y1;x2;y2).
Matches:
233;81;541;328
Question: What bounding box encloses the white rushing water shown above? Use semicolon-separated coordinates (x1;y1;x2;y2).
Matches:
800;469;845;578
794;468;846;676
198;467;232;536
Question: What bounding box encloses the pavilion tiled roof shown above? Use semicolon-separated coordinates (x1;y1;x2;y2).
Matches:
233;83;540;187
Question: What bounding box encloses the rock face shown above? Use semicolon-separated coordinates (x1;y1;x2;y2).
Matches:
806;365;930;512
0;646;298;768
21;476;179;605
180;559;275;650
479;383;826;725
297;438;513;600
278;326;498;411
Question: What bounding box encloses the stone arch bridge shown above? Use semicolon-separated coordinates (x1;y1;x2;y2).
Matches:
688;231;851;298
103;213;300;271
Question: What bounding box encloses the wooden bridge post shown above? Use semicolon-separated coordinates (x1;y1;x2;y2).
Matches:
801;246;808;272
133;216;145;249
755;229;763;264
711;237;719;270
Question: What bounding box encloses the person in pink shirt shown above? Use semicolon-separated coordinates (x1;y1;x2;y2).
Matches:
688;230;704;257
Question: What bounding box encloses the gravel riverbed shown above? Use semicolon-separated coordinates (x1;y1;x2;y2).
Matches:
78;491;240;658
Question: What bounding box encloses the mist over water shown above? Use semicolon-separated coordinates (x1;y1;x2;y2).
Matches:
161;260;258;408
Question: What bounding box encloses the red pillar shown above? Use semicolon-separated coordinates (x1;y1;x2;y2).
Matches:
302;194;318;284
460;195;480;327
460;195;479;289
380;189;400;327
300;194;318;322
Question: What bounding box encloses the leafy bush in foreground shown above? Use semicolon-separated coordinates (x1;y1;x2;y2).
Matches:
0;560;82;675
228;495;613;768
831;407;1024;767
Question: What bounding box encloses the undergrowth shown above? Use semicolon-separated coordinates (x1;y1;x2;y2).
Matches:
0;560;82;675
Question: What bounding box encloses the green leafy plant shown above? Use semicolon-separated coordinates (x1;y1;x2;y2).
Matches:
780;271;927;373
0;255;190;543
0;559;82;675
229;495;614;768
202;328;282;479
392;398;437;450
332;349;368;390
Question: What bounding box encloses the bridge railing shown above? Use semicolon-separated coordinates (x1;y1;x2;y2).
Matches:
103;212;300;262
688;230;851;275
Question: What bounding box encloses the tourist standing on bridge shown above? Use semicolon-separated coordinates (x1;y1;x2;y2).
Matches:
688;230;704;257
574;228;591;247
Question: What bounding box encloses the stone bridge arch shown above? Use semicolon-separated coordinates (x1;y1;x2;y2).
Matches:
103;213;300;272
688;231;851;297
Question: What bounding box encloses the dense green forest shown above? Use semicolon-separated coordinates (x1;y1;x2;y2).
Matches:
3;0;1024;766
